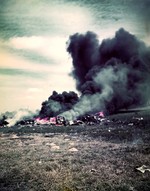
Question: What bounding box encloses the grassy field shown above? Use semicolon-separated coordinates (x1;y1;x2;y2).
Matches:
0;111;150;191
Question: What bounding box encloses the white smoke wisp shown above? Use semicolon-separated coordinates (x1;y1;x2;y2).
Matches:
62;65;129;120
6;109;35;127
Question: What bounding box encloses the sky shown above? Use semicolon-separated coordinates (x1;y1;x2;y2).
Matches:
0;0;150;113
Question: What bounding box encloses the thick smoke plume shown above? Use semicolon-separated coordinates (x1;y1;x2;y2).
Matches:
39;91;79;118
62;28;150;120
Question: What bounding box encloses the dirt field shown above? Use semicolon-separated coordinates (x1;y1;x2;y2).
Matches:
0;111;150;191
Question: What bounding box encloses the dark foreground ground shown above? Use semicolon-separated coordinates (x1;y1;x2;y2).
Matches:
0;111;150;191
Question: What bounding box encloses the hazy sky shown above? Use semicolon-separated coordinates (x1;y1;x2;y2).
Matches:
0;0;150;113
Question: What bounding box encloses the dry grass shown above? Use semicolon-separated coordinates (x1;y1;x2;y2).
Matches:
0;112;150;191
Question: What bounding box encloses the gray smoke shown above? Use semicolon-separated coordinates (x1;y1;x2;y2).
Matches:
62;28;150;120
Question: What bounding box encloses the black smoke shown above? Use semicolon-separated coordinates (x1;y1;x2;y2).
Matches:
39;91;79;118
66;28;150;115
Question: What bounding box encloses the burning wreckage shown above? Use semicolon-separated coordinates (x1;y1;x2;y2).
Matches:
34;111;105;126
0;110;105;127
1;28;150;127
0;108;106;127
9;112;104;127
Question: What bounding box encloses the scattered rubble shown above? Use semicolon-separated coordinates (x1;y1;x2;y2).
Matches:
49;143;60;150
68;147;78;152
136;165;150;173
90;169;97;173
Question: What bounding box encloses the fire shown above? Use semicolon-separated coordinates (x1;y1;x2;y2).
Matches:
95;111;105;118
35;116;65;126
35;117;50;125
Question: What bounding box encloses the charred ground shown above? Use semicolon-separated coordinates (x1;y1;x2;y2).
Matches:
0;110;150;191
